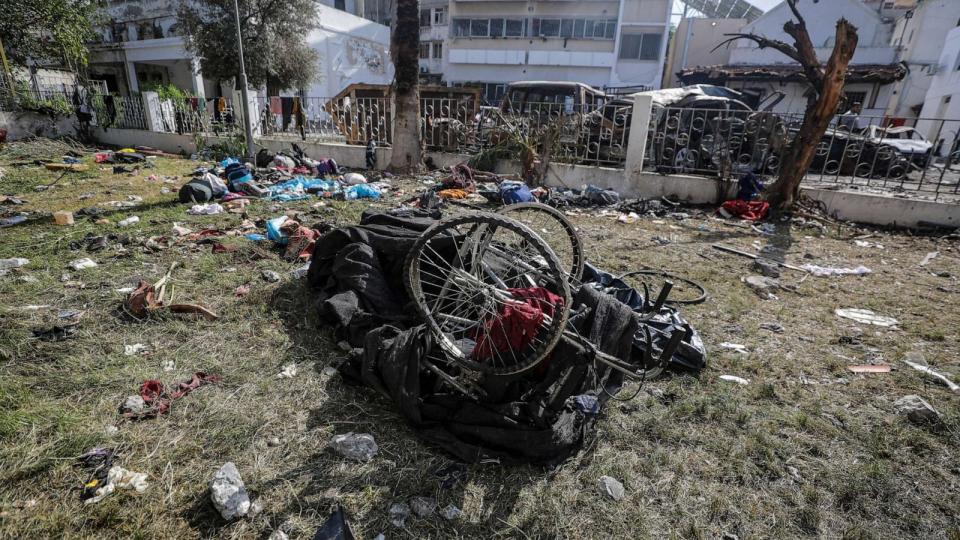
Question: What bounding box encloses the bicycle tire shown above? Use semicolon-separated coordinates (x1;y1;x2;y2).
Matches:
404;212;571;376
498;202;585;283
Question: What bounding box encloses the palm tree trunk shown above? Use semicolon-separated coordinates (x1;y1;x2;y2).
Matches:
388;0;422;172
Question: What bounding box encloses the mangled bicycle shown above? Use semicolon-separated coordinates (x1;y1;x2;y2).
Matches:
402;204;696;400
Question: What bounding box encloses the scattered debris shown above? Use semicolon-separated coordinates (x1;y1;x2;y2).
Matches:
210;462;251;520
847;364;891;373
719;342;749;354
267;437;281;447
743;275;779;299
713;244;806;272
331;432;378;462
32;324;79;342
69;258;98;270
261;270;281;283
759;322;784;333
83;465;149;504
124;343;148;356
410;496;437;517
188;203;225;215
53;211;74;226
277;364;298;379
171;225;192;236
440;504;462;521
835;308;898;327
902;352;960;393
598;475;626;501
234;284;251;297
720;375;750;385
893;395;940;424
752;258;781;278
121;372;222;419
268;530;289;540
389;502;411;528
162;360;176;372
292;263;311;279
314;505;356;540
919;251;939;267
322;366;338;377
853;240;883;249
117;216;140;227
799;264;871;277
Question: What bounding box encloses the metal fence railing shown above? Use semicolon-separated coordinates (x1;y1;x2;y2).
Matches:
643;107;960;202
256;96;392;146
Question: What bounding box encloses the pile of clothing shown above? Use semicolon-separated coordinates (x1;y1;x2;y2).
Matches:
306;209;706;464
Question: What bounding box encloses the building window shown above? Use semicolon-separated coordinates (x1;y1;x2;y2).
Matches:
619;33;662;60
505;19;524;37
433;7;446;26
420;9;431;27
335;0;345;10
419;43;430;59
432;41;442;59
453;19;470;37
842;91;867;111
470;19;490;37
531;18;616;40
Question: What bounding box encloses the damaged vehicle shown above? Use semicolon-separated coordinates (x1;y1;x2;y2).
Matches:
642;85;788;176
862;125;933;167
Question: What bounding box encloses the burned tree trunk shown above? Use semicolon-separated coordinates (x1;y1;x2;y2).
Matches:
388;0;422;173
716;0;858;210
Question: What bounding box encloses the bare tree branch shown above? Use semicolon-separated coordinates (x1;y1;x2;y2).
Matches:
786;0;807;28
712;33;803;64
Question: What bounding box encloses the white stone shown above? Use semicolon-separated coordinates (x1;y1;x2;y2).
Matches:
209;462;251;520
598;475;625;501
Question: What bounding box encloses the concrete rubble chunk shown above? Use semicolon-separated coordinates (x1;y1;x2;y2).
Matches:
744;275;778;298
894;395;940;424
209;462;251;520
331;432;378;461
598;475;625;501
410;496;437;517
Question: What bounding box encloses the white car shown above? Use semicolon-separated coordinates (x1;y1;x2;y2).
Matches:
863;126;933;164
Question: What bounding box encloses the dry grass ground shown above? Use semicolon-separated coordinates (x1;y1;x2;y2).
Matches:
0;144;958;539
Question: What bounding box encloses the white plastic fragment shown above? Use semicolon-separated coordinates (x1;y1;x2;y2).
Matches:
84;466;149;504
124;343;148;356
719;342;749;354
835;308;898;327
389;502;410;527
902;352;960;393
188;203;224;215
800;264;871;277
720;375;750;385
919;251;939;267
69;258;98;270
410;496;437;517
210;462;251;520
441;504;462;520
0;258;30;270
117;216;140;227
277;364;298;379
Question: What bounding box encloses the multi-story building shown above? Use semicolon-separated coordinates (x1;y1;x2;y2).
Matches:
915;26;960;155
419;1;450;85
882;0;960;121
433;0;672;104
676;0;904;115
86;0;393;99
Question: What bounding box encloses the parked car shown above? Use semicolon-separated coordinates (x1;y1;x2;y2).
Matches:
862;126;933;167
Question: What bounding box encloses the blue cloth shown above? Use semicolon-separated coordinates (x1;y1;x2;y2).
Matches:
220;157;240;168
345;184;381;200
268;177;341;201
737;172;764;201
500;181;534;205
245;233;267;242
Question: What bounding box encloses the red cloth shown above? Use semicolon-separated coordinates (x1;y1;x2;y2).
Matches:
721;200;770;221
130;372;222;418
280;222;319;261
471;287;564;362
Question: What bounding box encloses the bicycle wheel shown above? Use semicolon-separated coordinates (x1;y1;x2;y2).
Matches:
405;213;571;375
498;202;584;283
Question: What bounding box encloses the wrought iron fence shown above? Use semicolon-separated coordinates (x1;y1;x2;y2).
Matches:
644;107;960;202
90;94;149;131
255;96;392;146
420;100;633;168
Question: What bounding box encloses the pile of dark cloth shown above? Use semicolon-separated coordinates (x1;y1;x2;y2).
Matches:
546;185;621;207
307;209;705;464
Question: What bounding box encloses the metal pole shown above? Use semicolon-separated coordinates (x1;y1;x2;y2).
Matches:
232;0;256;162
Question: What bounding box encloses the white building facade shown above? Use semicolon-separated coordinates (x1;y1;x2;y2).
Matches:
434;0;672;103
677;0;903;116
916;26;960;157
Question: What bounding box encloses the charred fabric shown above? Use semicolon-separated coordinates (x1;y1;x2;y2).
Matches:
307;207;706;464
